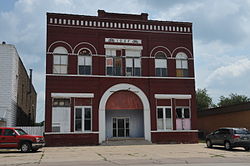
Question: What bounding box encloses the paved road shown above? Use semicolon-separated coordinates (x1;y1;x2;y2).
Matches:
0;143;250;165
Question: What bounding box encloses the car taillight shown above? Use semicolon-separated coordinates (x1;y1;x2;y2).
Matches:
232;135;240;139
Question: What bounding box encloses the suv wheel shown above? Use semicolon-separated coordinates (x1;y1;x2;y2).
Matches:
21;142;31;153
224;141;232;150
206;139;213;148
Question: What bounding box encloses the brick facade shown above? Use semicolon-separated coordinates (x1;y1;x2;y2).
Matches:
45;10;198;146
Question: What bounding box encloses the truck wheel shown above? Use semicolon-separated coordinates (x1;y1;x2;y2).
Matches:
224;141;232;150
206;139;213;148
21;142;31;153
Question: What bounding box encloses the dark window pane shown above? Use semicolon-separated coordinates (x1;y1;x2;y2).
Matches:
183;69;189;77
126;129;129;137
118;119;124;128
83;66;91;75
114;67;122;76
162;68;167;77
79;66;85;74
165;108;171;118
0;129;2;135
113;118;116;128
184;108;190;118
75;108;82;119
126;67;133;76
84;120;91;131
107;67;113;75
176;108;182;118
126;118;129;128
75;120;82;131
79;65;91;75
156;68;161;76
84;108;91;119
118;129;125;137
113;129;117;137
157;108;163;118
134;68;141;76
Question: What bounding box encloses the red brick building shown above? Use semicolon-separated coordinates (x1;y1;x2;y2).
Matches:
198;102;250;137
45;10;198;146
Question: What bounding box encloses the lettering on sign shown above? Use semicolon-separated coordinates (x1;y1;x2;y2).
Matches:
105;38;142;44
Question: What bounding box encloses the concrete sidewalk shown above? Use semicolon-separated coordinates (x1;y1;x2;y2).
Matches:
0;143;250;165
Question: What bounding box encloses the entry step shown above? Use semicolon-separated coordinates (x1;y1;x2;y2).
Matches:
101;138;152;146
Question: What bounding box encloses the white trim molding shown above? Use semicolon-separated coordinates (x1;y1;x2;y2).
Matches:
104;44;143;50
46;74;195;80
155;94;192;99
51;93;94;98
98;83;151;143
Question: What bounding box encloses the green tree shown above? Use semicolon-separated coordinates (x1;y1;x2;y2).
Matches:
217;93;250;107
196;88;214;111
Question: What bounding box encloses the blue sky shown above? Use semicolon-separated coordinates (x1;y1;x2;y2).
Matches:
1;0;250;122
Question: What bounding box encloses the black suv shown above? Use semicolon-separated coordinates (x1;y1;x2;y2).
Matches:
206;128;250;151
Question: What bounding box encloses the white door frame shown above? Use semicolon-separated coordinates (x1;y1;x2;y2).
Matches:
99;83;151;143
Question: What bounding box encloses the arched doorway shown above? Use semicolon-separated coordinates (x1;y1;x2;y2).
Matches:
105;90;143;138
98;83;151;143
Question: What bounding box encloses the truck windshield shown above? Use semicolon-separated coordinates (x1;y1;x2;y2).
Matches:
234;129;250;134
15;129;28;135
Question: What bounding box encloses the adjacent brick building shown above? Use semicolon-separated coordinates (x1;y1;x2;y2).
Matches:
45;10;198;146
0;43;37;127
198;102;250;137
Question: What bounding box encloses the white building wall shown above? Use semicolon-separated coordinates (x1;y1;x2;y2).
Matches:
0;44;19;127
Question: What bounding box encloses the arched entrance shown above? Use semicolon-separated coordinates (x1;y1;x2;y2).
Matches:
99;83;151;143
106;90;143;138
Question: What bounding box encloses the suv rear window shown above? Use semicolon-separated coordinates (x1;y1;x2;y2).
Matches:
234;129;250;134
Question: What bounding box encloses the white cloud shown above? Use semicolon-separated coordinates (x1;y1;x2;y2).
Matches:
206;58;250;84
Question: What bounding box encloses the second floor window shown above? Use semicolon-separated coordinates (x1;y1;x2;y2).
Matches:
53;47;68;74
155;52;167;77
176;52;188;77
78;49;92;75
106;57;122;76
126;58;141;76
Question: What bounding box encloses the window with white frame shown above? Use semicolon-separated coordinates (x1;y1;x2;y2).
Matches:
157;107;172;130
53;47;68;74
52;98;71;133
78;48;92;75
75;106;92;132
176;107;191;130
106;49;123;76
176;52;188;77
125;50;141;76
155;52;167;77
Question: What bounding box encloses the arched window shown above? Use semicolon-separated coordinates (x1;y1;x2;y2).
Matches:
176;52;188;77
155;52;167;77
53;47;68;74
78;48;92;75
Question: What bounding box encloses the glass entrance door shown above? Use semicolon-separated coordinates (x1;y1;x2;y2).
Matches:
112;117;129;137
